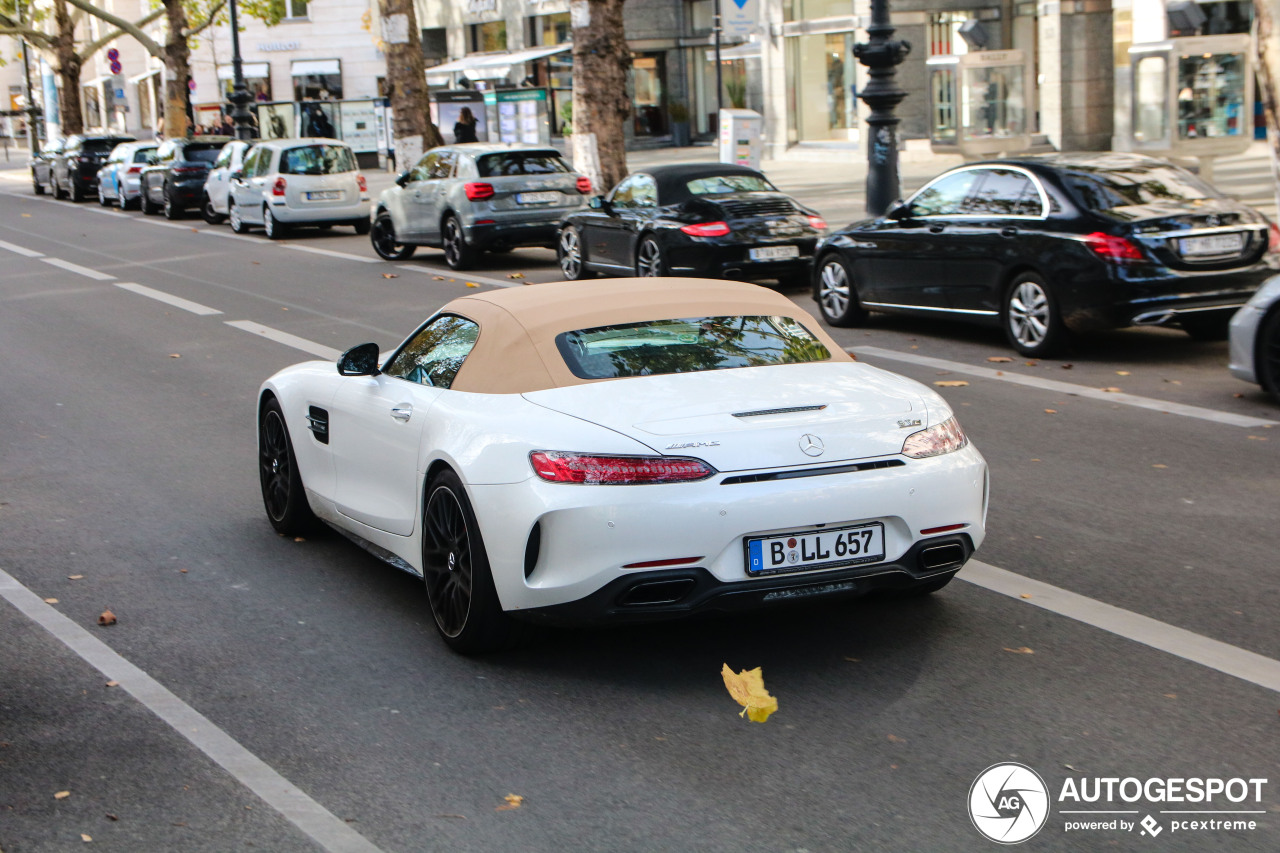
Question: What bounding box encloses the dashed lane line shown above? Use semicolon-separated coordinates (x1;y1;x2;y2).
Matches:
0;238;44;257
282;243;381;264
115;282;223;316
40;256;116;281
851;345;1279;429
0;567;387;853
224;320;343;361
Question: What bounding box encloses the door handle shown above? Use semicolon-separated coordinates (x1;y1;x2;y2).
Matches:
390;405;413;422
1001;226;1018;238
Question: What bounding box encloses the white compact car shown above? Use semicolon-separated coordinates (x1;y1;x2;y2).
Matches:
258;278;989;653
227;138;370;238
202;139;254;224
96;141;157;209
1229;273;1280;401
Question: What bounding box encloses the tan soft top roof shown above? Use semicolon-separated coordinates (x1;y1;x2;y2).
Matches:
445;277;852;393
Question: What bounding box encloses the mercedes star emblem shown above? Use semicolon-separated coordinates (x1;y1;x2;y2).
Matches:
799;434;824;457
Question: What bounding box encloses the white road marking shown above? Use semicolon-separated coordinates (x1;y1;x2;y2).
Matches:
0;567;386;853
225;320;342;361
115;282;223;316
401;264;522;288
282;243;381;264
40;257;116;281
0;238;44;257
961;560;1280;694
852;346;1279;429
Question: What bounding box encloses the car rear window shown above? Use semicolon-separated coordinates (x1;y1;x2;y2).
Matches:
476;152;570;177
555;316;831;380
280;144;356;175
686;174;776;195
183;147;223;164
1064;165;1218;211
132;148;156;163
84;139;128;154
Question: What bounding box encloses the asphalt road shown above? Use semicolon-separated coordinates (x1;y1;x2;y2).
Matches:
1;171;1279;853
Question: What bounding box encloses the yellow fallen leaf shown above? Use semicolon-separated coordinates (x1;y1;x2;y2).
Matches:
1116;371;1131;376
1248;435;1268;441
382;273;398;279
1100;386;1122;393
22;213;32;217
1163;693;1177;699
721;664;778;723
1003;646;1035;655
55;790;71;800
507;272;525;279
1044;409;1057;414
433;275;445;280
1030;458;1041;462
1152;464;1168;469
986;356;1013;363
496;794;524;811
44;598;58;604
1020;594;1032;599
887;734;907;743
168;353;181;359
98;610;116;626
1025;360;1039;367
105;681;119;687
933;380;969;387
82;833;92;842
68;575;84;580
294;536;306;542
466;282;480;288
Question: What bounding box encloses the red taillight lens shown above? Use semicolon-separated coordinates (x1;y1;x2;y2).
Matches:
1083;231;1144;262
272;176;287;196
529;451;716;484
1268;223;1279;253
680;221;731;237
807;215;827;230
357;174;367;192
576;176;592;194
465;182;494;200
126;166;142;174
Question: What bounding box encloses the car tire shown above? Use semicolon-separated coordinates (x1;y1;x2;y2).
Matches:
442;215;476;270
1181;314;1231;342
121;194;138;211
352;218;371;236
163;188;182;220
815;254;869;327
140;185;159;215
370;213;417;261
52;175;64;199
1256;308;1280;401
32;174;45;195
263;207;288;240
202;194;225;224
635;235;667;277
258;396;317;537
229;200;249;233
422;469;520;654
557;225;592;280
1003;272;1068;358
70;180;84;203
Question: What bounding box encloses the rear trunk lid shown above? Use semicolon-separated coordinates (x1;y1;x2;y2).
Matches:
522;362;928;472
1104;198;1269;270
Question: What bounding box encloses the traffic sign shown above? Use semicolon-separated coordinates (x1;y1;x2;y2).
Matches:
106;48;119;61
109;60;122;75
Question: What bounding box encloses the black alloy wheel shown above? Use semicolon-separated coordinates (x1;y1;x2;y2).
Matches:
635;236;665;277
442;215;475;270
1258;308;1280;401
421;469;514;654
163;187;182;220
557;225;591;280
1003;272;1068;358
258;397;316;536
203;193;225;224
263;206;288;240
815;254;869;327
371;213;416;260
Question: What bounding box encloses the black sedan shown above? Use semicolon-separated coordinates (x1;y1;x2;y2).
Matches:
813;153;1280;357
50;133;135;201
140;136;231;219
557;163;826;285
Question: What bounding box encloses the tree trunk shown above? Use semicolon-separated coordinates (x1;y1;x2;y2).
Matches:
1256;0;1280;215
162;0;192;139
52;0;84;134
571;0;631;192
376;0;443;170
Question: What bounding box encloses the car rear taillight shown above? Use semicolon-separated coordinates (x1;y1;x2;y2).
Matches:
807;215;827;230
173;165;204;174
680;221;731;237
1268;223;1280;253
1082;231;1144;262
576;176;592;194
529;451;716;484
127;166;142;174
356;174;367;192
465;182;494;200
272;176;287;196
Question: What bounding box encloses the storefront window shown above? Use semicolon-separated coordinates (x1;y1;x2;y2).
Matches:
469;20;507;52
930;65;957;143
1133;55;1167;144
528;13;571;46
785;32;856;143
783;0;856;21
291;60;342;100
960;65;1026;139
1177;52;1246;139
631;53;666;136
282;0;308;19
219;64;272;102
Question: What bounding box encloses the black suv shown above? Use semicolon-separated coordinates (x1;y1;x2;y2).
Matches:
52;134;135;201
140;137;231;219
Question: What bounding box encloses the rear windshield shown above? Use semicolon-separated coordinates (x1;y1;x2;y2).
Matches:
476;152;570;177
686;174;776;195
132;148;156;163
280;144;356;175
555;315;831;380
1063;165;1218;211
84;139;130;154
183;147;223;164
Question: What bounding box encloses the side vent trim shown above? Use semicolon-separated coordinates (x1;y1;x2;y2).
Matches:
306;406;330;445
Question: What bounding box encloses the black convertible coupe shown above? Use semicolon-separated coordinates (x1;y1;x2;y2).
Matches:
556;163;826;285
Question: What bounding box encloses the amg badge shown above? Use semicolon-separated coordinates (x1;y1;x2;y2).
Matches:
898;418;923;429
667;440;720;450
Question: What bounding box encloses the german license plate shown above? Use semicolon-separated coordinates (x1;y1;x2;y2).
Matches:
1180;233;1244;257
306;190;342;201
749;245;800;261
746;522;885;577
517;191;560;204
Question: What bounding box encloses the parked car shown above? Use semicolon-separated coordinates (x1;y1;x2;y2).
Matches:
52;133;135;201
139;137;231;219
256;277;987;653
96;141;158;209
557;163;825;285
202;139;255;224
30;139;62;195
1229;274;1280;401
227;139;370;238
370;143;591;269
813;153;1280;357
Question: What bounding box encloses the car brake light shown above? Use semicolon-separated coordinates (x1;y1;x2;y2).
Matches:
127;166;142;174
680;221;731;237
357;174;367;192
576;176;592;194
529;451;716;484
807;215;827;230
1269;223;1280;253
901;417;969;459
1083;231;1144;262
272;176;287;196
465;182;494;200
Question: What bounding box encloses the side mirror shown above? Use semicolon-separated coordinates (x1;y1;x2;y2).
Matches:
885;199;913;221
395;170;412;187
338;342;381;377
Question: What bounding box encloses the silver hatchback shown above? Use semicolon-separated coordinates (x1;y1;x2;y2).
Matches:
370;143;590;269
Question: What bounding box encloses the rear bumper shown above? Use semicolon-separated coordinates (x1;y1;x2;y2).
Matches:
272;199;370;224
667;238;819;282
466;219;560;250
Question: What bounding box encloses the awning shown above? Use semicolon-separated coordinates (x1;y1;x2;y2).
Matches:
291;59;340;76
426;44;571;82
706;41;761;62
218;63;270;80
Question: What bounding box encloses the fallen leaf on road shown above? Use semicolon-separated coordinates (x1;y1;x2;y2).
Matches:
1044;409;1057;414
168;353;181;358
887;734;906;743
1020;594;1032;599
934;380;969;387
82;833;92;842
281;307;288;311
44;598;58;604
1003;647;1035;654
436;813;467;819
98;610;116;626
722;664;778;723
190;228;198;233
68;575;83;580
1030;458;1041;462
1234;393;1245;398
466;282;480;288
252;261;260;265
496;794;524;811
1248;435;1268;441
1064;764;1082;772
179;568;187;573
1024;360;1038;367
1164;693;1177;699
986;356;1013;363
1100;386;1122;393
22;213;31;217
106;814;118;821
507;272;525;279
1152;464;1168;469
382;273;398;279
910;345;919;350
1116;370;1131;376
433;275;445;280
1061;363;1074;369
55;791;71;800
293;537;306;542
105;681;118;688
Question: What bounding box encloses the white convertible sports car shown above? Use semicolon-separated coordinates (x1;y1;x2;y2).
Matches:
258;278;988;653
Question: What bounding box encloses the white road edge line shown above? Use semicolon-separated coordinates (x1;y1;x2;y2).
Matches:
0;567;387;853
0;238;44;258
961;560;1280;694
282;243;381;264
115;282;223;316
852;345;1279;429
40;256;116;281
225;320;342;361
401;265;523;289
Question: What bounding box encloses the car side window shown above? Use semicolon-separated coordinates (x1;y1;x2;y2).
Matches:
213;146;233;169
630;174;658;208
910;171;980;217
384;315;481;390
254;149;274;177
609;176;638;208
966;169;1043;217
413;152;440;182
432;151;457;179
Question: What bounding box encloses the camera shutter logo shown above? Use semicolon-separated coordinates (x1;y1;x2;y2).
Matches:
969;763;1050;844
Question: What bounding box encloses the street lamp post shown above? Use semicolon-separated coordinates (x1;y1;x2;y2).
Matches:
226;0;254;139
852;0;911;216
713;0;724;116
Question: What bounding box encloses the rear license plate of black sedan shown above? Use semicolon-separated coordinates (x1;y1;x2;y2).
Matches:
1180;233;1244;257
746;522;885;577
749;245;800;261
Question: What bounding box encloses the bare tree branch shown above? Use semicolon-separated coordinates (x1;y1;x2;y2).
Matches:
184;0;228;39
79;6;165;59
59;0;163;56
